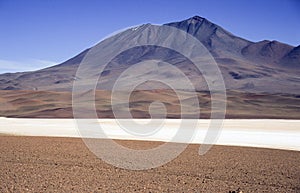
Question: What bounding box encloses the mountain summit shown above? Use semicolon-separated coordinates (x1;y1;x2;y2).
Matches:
0;16;299;94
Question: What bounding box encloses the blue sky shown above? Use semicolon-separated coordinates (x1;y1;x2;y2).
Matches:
0;0;299;73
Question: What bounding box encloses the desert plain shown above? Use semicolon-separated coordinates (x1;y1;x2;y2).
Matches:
1;135;300;192
0;118;300;192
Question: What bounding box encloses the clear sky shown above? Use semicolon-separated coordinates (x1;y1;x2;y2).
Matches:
0;0;299;73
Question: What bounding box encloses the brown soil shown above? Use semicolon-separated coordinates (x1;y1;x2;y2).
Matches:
0;136;299;192
1;90;300;119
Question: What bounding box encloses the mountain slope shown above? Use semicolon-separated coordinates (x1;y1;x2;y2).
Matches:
165;16;252;58
0;16;299;93
1;90;300;119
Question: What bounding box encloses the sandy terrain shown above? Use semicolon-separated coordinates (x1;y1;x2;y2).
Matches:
0;136;299;192
1;89;299;192
1;90;300;119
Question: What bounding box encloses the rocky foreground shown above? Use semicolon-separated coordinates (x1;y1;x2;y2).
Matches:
1;136;299;192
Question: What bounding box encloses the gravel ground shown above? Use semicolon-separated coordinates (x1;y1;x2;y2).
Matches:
0;136;299;192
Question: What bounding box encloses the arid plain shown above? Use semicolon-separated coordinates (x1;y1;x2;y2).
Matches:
1;136;300;192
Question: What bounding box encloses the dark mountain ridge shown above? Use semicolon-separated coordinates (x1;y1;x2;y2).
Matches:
0;16;299;93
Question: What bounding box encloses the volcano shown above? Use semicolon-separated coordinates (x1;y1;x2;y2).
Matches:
0;16;299;118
